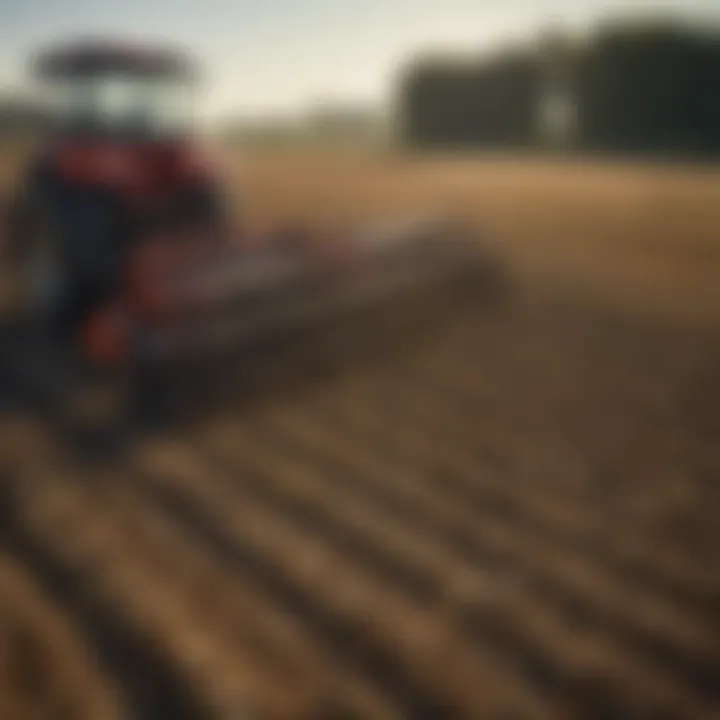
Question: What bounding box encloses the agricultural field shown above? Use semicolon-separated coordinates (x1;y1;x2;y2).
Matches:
0;149;719;719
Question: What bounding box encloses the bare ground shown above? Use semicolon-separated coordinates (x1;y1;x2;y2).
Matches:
0;150;718;719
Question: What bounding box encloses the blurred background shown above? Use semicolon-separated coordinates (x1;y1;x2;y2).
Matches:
0;1;718;719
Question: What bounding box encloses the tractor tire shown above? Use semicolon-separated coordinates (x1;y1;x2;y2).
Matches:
63;368;132;456
67;357;181;456
1;196;67;331
0;196;131;455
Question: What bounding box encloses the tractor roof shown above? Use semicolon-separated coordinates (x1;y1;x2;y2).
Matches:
34;39;199;81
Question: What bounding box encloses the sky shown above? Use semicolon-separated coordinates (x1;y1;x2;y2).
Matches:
0;0;717;118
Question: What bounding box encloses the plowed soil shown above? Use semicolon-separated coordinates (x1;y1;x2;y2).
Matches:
0;150;718;719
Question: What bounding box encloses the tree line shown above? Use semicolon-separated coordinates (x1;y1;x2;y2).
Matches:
399;22;720;158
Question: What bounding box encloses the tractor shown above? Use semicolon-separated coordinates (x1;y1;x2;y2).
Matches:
0;39;499;443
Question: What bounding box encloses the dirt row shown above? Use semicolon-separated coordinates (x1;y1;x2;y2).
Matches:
0;284;718;719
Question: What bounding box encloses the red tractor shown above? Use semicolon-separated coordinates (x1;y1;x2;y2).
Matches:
0;40;498;442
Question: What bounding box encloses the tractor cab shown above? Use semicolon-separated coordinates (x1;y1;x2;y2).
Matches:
28;40;216;207
36;41;198;140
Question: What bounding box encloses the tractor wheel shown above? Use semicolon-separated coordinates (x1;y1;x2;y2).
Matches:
1;196;67;331
63;366;135;457
2;197;131;454
66;356;179;455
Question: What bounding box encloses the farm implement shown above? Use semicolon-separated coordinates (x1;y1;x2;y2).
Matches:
0;40;501;439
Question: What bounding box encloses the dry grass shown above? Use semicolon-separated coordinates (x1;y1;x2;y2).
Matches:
232;149;720;323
